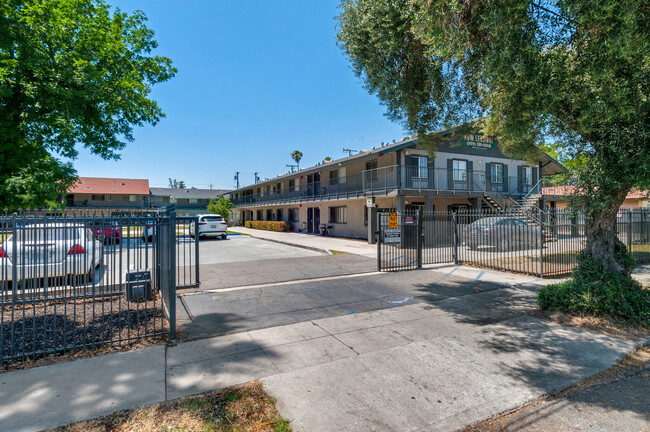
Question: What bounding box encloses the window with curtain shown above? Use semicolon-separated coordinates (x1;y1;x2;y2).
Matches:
453;160;467;181
329;206;347;223
523;166;533;185
490;164;504;183
416;156;428;178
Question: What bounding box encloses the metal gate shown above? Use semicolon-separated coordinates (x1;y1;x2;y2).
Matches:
377;210;422;271
0;209;180;363
174;216;200;288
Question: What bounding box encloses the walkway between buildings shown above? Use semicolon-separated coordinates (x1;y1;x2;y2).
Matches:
229;226;377;258
1;267;648;432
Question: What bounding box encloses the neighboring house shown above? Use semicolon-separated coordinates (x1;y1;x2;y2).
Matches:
149;188;230;215
66;177;150;209
543;186;650;210
228;127;567;240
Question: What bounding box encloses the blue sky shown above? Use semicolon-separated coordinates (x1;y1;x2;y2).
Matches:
71;0;406;190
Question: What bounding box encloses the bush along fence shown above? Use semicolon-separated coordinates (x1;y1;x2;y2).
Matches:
0;208;198;365
377;208;650;277
244;220;292;232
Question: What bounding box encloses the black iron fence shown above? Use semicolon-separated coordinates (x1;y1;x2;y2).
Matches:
0;208;199;364
377;209;650;277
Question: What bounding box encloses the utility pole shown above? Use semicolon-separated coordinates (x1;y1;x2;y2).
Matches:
343;148;358;157
209;184;213;190
234;172;240;189
286;164;298;173
254;172;260;183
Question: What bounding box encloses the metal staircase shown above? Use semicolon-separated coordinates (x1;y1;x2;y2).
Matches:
483;180;557;242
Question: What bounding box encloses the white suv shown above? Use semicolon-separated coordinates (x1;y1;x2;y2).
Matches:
190;214;228;239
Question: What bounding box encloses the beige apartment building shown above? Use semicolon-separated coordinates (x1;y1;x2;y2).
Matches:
229;129;566;240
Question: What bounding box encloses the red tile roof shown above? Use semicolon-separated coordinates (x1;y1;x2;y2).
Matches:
69;177;150;195
543;186;648;200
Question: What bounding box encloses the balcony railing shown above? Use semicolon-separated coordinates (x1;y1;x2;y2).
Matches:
230;165;542;206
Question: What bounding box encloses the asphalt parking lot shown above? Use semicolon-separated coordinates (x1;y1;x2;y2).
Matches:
198;234;323;265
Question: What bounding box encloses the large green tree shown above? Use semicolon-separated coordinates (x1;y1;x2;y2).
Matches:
0;0;176;210
337;0;649;277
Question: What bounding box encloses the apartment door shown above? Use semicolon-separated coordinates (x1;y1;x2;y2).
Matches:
307;208;314;233
307;207;320;233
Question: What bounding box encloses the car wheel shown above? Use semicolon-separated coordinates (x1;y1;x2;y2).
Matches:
190;234;195;239
221;234;227;240
147;235;153;242
498;238;510;252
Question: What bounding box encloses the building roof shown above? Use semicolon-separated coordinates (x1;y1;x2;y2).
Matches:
231;125;567;193
69;177;150;195
543;186;649;200
149;188;230;199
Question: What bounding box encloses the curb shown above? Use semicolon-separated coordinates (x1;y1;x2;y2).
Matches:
228;230;333;255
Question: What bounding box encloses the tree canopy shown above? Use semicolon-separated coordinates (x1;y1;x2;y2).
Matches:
0;0;176;209
207;195;234;221
337;0;649;274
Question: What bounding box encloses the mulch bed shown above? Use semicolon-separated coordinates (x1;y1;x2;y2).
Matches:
1;293;169;371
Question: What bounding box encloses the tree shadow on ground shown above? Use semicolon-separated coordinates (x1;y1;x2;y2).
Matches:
409;273;646;422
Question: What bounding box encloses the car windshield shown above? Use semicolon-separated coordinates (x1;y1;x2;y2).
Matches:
15;227;80;243
203;216;224;222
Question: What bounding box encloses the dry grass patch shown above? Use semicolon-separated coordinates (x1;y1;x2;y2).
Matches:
49;381;290;432
529;308;650;340
329;250;350;255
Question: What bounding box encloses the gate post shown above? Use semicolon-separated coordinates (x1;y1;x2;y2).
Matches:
416;210;422;268
452;211;458;264
539;207;544;278
376;211;382;271
169;210;177;339
194;216;200;286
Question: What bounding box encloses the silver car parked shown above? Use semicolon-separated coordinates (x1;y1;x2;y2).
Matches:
0;224;103;283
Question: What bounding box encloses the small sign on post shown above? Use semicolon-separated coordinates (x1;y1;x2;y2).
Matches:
384;229;401;243
405;216;414;225
366;198;374;208
389;212;398;229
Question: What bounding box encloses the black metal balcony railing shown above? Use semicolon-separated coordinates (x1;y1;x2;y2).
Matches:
230;165;542;207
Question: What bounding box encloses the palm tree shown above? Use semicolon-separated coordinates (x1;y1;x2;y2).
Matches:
324;156;332;162
291;150;303;170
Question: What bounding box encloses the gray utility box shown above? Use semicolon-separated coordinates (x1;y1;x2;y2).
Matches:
125;269;153;302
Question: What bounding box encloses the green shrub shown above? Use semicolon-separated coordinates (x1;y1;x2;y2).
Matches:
538;250;650;325
246;221;292;232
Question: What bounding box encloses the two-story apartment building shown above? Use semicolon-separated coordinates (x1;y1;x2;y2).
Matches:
65;177;150;208
149;188;230;214
229;129;566;240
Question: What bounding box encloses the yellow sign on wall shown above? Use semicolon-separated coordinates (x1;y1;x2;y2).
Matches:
389;212;398;229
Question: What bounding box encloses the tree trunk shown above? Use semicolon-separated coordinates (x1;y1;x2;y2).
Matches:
583;188;632;275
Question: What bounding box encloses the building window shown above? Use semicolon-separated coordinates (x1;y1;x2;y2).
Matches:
416;156;428;178
189;198;198;204
256;210;263;220
288;208;299;222
170;197;177;203
366;160;378;182
329;169;338;185
453;160;467;181
277;209;283;221
490;164;504;183
329;206;347;224
129;195;137;202
523;166;533;185
92;194;105;201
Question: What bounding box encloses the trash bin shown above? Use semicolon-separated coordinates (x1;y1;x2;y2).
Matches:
125;269;153;302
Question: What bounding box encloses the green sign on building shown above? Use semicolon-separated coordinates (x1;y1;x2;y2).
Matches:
463;134;495;150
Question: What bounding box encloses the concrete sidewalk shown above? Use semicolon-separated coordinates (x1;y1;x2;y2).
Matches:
229;226;377;257
1;287;646;431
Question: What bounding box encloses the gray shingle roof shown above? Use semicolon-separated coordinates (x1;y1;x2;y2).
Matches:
149;188;230;199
